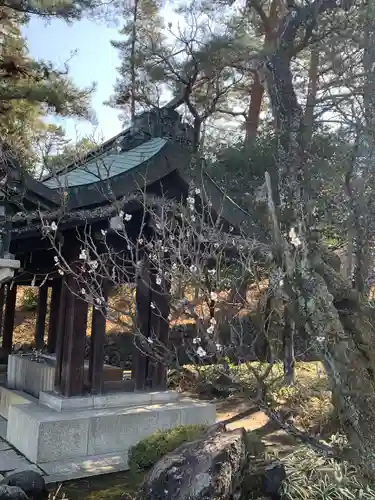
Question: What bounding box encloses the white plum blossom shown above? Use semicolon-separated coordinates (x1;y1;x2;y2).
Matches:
196;346;207;357
147;338;154;344
192;337;201;344
124;213;132;222
53;256;59;263
316;336;324;344
186;196;195;205
138;238;144;245
191;215;196;222
119;210;124;217
210;317;217;325
189;265;197;273
207;325;215;335
172;263;178;270
50;221;58;231
81;288;86;295
79;249;88;260
210;291;218;301
95;297;102;305
289;227;302;248
58;269;64;275
150;302;156;309
101;229;107;236
195;188;201;195
88;260;98;270
156;275;162;285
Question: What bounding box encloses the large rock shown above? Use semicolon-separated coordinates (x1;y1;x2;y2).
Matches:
137;427;285;500
0;485;29;500
1;470;47;500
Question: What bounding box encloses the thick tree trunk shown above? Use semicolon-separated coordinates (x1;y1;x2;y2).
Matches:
262;0;375;476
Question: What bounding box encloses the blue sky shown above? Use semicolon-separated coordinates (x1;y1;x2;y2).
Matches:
22;17;124;143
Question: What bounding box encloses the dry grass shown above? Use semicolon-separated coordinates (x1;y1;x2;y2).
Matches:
280;446;375;499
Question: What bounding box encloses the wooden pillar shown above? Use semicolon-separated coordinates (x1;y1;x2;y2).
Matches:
2;283;17;355
34;284;48;350
47;280;62;353
88;283;109;394
0;286;5;338
149;272;169;390
54;280;67;393
132;261;151;391
62;284;88;396
55;233;88;397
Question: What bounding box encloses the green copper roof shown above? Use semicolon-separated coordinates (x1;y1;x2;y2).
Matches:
43;137;168;189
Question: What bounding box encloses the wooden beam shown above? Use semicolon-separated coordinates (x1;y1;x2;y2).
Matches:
0;286;5;338
88;283;109;394
47;280;62;353
2;284;17;355
34;284;48;350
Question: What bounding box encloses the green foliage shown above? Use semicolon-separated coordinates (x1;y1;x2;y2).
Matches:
2;0;111;21
43;136;97;175
0;7;95;170
21;288;38;311
128;424;208;471
107;0;166;122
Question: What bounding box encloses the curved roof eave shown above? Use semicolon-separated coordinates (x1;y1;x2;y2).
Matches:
58;141;191;210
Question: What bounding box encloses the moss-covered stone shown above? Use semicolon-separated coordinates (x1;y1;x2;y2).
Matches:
128;425;208;471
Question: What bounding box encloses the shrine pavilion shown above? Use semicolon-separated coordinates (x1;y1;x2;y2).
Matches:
0;101;250;480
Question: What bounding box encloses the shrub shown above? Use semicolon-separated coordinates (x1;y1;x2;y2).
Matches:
21;288;38;311
128;424;208;471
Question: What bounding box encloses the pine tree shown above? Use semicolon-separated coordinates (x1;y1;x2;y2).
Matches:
106;0;167;123
0;0;115;21
0;7;95;167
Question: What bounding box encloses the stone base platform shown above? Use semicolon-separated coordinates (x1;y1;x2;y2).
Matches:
0;385;37;419
6;390;215;480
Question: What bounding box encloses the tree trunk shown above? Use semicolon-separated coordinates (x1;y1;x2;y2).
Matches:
130;0;139;120
244;75;264;148
263;0;375;476
244;0;278;148
303;48;319;147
